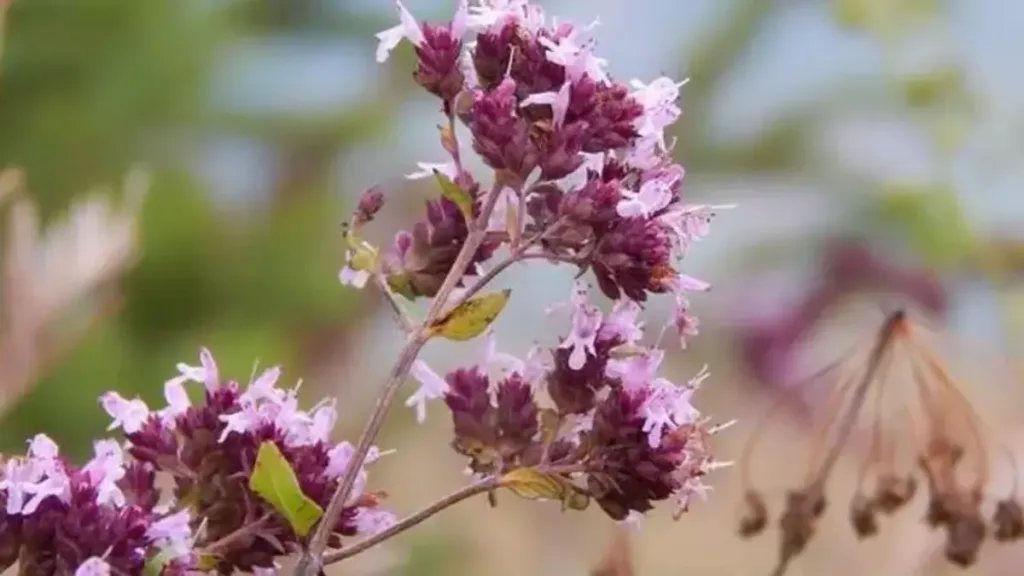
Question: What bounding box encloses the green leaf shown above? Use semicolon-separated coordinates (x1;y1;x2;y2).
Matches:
386;272;417;301
501;467;566;501
500;467;590;512
427;290;510;341
433;170;474;223
248;441;324;537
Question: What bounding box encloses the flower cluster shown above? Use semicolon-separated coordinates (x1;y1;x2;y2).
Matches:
411;284;730;522
0;349;393;575
344;0;730;338
334;0;734;525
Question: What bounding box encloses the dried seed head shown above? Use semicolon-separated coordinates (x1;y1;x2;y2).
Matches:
944;505;986;568
778;489;826;560
992;498;1024;542
925;491;956;528
849;493;878;539
872;473;917;514
738;489;768;538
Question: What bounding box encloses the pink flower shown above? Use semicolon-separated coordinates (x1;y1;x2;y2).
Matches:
243;365;285;403
354;507;398;537
538;20;608;83
375;1;425;63
606;349;665;391
405;161;458;181
467;0;545;33
557;282;603;370
147;509;193;558
160;379;191;424
217;401;263;443
630;76;688;151
616;177;673;219
521;80;572;128
659;203;734;255
100;392;151;434
339;248;372;289
82;439;127;507
406;359;450;423
599;299;644;344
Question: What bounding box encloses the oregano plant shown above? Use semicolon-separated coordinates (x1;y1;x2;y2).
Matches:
0;1;734;574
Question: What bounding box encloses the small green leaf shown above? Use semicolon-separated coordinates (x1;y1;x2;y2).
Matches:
434;170;474;223
501;467;567;501
386;272;417;301
249;441;324;537
428;289;511;342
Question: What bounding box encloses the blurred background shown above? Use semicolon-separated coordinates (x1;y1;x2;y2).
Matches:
1;0;1023;574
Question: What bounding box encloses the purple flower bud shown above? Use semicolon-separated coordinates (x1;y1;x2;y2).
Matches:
390;198;497;298
546;335;620;415
559;176;621;227
354;186;385;226
495;374;539;452
592;218;673;301
582;82;644;153
469;78;537;178
444;368;498;471
414;23;466;105
585;388;686;520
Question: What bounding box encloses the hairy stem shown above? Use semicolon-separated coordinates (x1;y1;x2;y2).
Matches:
322;476;500;565
297;181;507;575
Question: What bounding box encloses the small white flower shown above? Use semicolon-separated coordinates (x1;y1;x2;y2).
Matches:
406;161;459;181
375;1;425;64
405;360;450;423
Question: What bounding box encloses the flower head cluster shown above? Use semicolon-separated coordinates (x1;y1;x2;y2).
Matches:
336;0;733;525
0;349;393;575
410;283;731;522
343;0;730;343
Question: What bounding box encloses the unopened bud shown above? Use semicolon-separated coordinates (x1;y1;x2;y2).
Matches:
354;186;385;226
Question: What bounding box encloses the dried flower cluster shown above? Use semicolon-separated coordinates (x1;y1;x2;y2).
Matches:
737;309;1024;575
0;349;392;575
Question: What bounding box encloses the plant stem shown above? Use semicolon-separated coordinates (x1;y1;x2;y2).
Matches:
204;515;270;554
373;272;414;333
297;181;506;575
322;476;500;565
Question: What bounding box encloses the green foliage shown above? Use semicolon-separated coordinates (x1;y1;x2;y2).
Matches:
249;441;325;537
0;0;379;459
0;0;226;218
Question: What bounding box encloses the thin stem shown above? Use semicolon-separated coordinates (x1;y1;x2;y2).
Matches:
204;515;271;554
453;250;578;310
373;272;414;333
298;181;507;575
322;476;500;565
807;310;906;494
